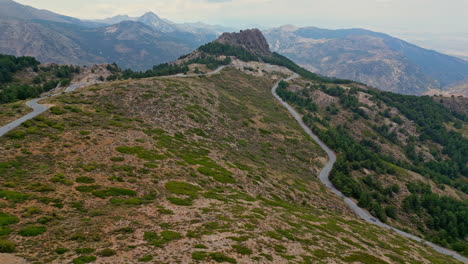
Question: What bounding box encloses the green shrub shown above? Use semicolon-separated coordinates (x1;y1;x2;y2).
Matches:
24;206;42;215
192;251;208;261
197;167;236;184
342;252;388;264
232;244;252;255
0;239;15;253
76;177;95;184
113;227;135;234
209;252;237;263
72;255;97;264
158;208;174;215
50;106;66;115
194;244;207;249
144;230;182;247
161;230;182;241
92;188;137;198
116;146;165;161
0;212;19;226
50;173;72;185
98;248;116;257
167;197;194;206
27;183;55;192
55;248;69;254
18;225;47;237
5;131;26;140
0;227;11;236
143;231;158;241
165;181;201;196
138;255;153;262
110;157;125;162
37;216;53;224
76;185;101;193
0;190;28;203
110;198;142;205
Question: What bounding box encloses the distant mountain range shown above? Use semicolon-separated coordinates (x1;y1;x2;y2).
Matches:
0;0;466;94
0;0;224;70
92;12;232;36
264;25;468;95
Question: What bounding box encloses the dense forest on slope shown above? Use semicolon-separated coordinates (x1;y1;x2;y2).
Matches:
277;79;468;256
0;55;39;83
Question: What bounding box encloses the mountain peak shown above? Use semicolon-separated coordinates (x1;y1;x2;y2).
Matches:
137;11;175;32
141;11;159;19
215;29;271;56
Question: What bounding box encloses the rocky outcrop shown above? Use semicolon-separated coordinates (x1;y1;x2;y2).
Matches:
215;29;271;56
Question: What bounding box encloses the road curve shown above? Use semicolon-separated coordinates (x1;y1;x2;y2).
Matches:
0;66;228;138
272;73;468;263
1;66;466;262
163;65;229;78
0;83;92;137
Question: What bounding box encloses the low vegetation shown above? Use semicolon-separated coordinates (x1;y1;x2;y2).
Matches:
278;77;468;256
0;56;461;263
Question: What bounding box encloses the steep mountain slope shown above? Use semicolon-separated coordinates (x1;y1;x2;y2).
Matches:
0;29;465;263
264;25;468;95
0;19;105;66
0;1;218;70
0;0;103;28
0;62;461;264
0;17;213;70
277;74;468;256
187;30;468;257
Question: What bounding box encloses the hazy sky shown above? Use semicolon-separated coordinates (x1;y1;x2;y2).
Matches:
15;0;468;33
14;0;468;58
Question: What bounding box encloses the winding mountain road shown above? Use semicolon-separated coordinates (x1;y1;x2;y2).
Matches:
272;73;468;263
0;65;230;138
1;66;466;263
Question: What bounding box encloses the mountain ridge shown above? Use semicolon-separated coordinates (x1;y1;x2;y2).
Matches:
0;51;463;263
264;25;468;95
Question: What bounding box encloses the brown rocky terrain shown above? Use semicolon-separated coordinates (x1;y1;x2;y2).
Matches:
0;64;461;264
0;28;465;264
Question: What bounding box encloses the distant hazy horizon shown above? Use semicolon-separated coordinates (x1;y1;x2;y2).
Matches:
14;0;468;59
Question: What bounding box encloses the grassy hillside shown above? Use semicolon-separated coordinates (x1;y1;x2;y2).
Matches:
0;67;460;263
278;77;468;256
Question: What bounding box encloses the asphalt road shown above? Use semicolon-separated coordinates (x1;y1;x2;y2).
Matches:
1;66;466;263
163;65;228;78
0;66;229;138
0;83;91;137
272;73;468;263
